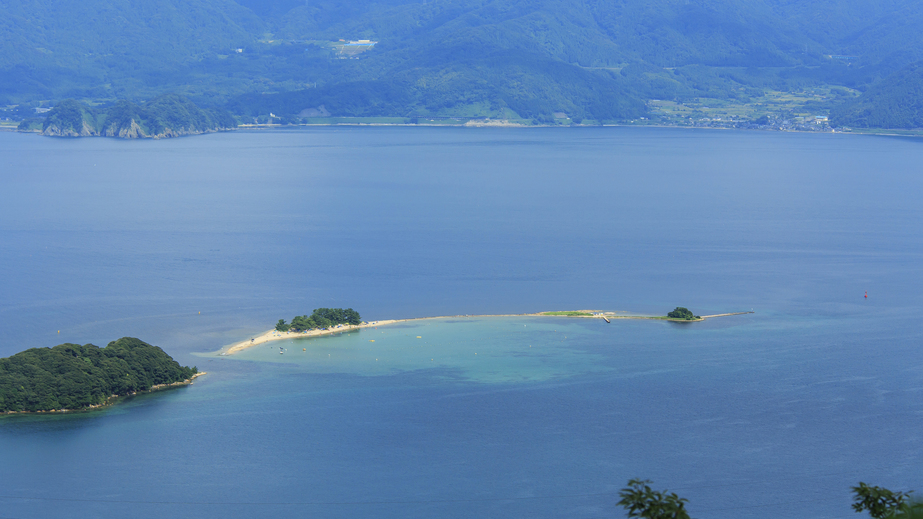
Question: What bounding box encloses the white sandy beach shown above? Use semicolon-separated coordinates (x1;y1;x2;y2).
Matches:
223;319;405;355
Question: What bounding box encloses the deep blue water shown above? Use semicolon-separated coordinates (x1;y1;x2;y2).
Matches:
1;127;922;518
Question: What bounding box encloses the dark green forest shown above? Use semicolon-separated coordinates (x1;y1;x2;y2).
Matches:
4;0;923;127
0;337;198;413
276;308;362;332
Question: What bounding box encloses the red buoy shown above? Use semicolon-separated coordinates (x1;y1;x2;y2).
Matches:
864;291;868;299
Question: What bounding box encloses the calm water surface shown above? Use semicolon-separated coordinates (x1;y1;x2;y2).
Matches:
1;127;922;518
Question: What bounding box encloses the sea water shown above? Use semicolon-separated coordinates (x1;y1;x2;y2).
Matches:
0;127;922;518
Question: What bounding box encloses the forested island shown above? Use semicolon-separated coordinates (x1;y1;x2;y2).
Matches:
0;337;199;413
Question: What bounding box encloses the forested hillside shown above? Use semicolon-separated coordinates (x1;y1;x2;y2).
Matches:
831;61;923;128
3;0;923;126
0;0;262;101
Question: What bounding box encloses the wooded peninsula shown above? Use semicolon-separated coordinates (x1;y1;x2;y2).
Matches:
0;337;200;414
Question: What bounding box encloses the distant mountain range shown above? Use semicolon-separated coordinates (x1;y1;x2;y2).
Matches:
3;0;923;127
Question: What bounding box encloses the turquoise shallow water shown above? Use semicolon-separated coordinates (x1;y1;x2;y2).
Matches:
228;317;613;383
1;127;922;518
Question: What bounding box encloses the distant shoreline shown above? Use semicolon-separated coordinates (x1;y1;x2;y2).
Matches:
219;311;754;356
228;122;923;138
8;123;922;139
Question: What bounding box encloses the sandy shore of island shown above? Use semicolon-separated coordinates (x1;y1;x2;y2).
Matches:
223;320;405;355
221;314;539;355
218;311;754;355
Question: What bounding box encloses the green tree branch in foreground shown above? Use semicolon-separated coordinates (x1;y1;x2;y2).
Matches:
618;479;691;519
614;479;923;519
617;479;923;519
893;503;923;519
853;482;914;519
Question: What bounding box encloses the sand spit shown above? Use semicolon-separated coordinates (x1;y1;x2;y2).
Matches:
219;311;754;355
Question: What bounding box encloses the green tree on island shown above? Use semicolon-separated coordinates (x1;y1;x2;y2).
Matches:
667;307;697;320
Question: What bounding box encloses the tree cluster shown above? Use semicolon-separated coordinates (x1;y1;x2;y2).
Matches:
276;308;362;332
667;307;697;320
0;337;197;413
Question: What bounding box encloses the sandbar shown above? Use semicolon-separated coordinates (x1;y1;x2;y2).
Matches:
218;310;753;356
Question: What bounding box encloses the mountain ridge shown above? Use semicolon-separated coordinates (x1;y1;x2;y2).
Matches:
4;0;923;127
